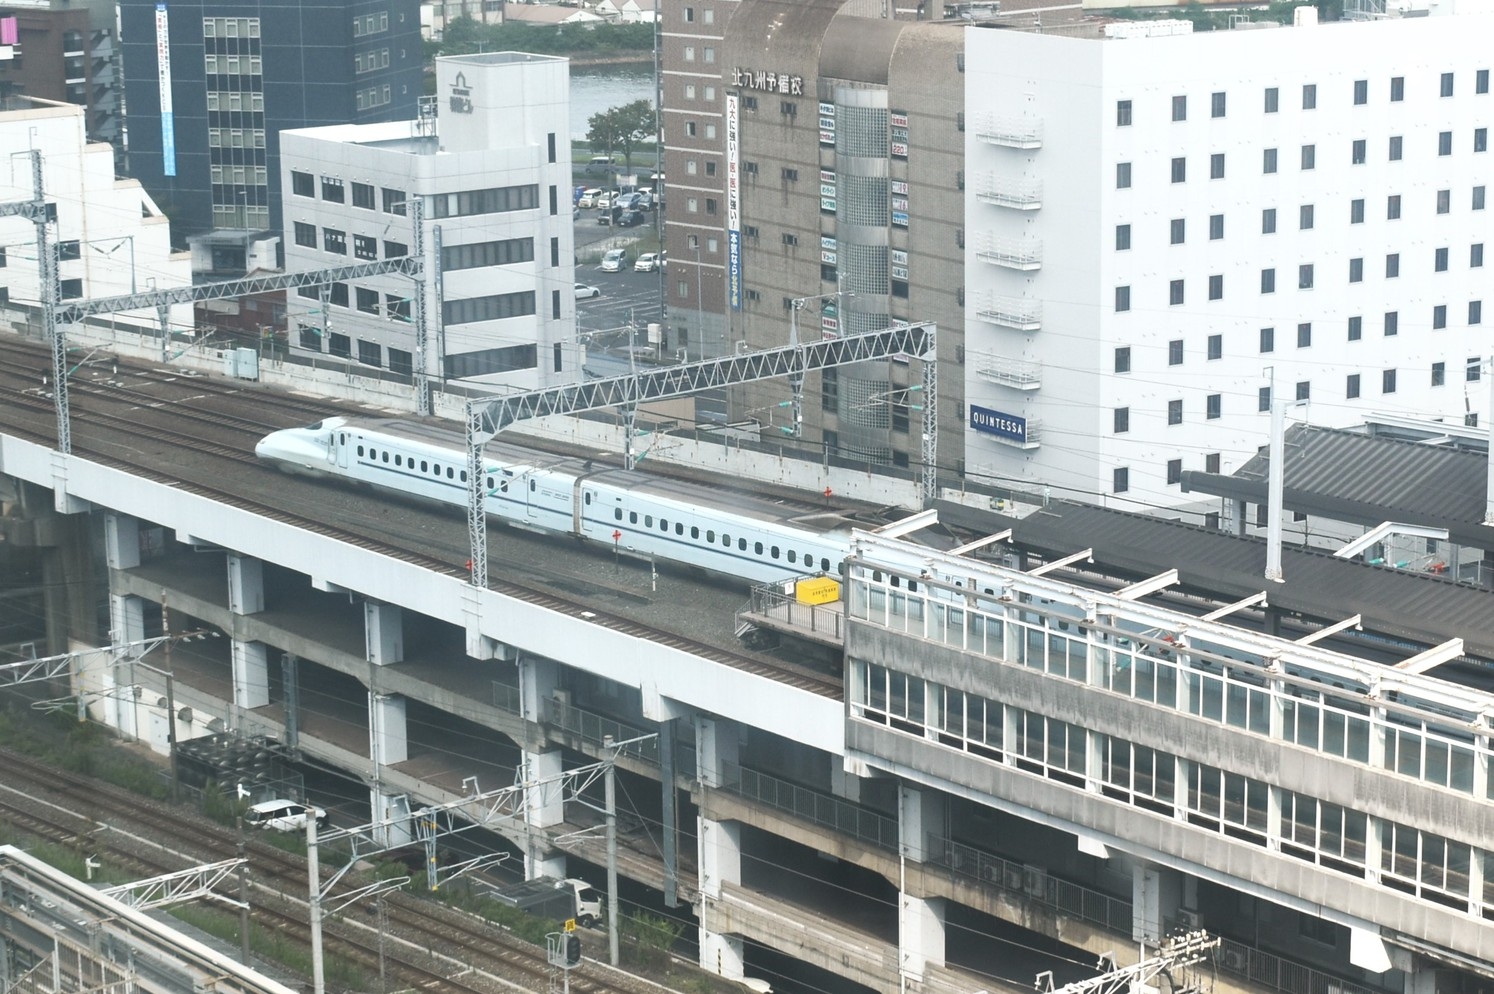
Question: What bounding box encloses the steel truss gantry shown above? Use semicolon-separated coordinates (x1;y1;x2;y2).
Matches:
101;858;247;911
463;322;938;588
1036;931;1220;994
0;631;204;690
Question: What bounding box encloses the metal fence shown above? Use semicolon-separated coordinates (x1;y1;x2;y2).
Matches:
722;763;900;851
545;698;659;765
745;583;844;641
490;681;522;715
1214;936;1380;994
929;836;1133;934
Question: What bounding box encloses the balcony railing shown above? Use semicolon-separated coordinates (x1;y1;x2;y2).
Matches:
976;177;1042;211
976;237;1042;271
976;117;1044;149
930;835;1133;933
976;294;1042;331
973;352;1042;390
721;763;900;851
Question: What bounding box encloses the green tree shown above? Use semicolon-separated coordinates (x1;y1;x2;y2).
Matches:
603;98;657;174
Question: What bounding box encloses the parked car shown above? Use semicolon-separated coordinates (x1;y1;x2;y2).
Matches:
600;249;628;272
586;155;617;174
594;191;616;210
596;210;614;225
617;210;644;228
247;799;328;832
633;252;661;273
575;283;602;300
577;188;603;209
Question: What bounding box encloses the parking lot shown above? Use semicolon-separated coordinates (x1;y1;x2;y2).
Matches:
573;204;665;339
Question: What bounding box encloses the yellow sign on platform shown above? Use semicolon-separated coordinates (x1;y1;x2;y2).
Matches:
564;918;577;932
795;576;841;605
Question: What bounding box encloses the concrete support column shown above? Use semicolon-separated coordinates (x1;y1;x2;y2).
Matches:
231;639;270;712
226;554;264;614
104;513;140;570
695;716;739;788
1132;860;1183;943
899;895;947;981
522;747;566;879
829;760;862;803
517;654;559;725
365;601;404;665
698;816;744;980
898;783;945;863
369;692;411;848
109;594;146;740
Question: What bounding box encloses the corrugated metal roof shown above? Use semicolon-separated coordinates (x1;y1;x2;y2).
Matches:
1233;425;1489;527
936;499;1494;662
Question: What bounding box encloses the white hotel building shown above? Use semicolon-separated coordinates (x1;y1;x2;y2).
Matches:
280;53;577;388
963;7;1492;513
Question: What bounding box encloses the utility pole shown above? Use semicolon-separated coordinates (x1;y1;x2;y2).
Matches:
603;735;620;967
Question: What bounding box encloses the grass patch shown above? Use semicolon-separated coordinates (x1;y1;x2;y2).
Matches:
0;700;169;800
171;903;366;989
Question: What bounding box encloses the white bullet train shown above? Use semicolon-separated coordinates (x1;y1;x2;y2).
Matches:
255;417;859;585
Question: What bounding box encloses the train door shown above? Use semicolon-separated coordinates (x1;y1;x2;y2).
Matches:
330;430;351;470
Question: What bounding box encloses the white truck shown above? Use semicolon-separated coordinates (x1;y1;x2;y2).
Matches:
488;877;604;926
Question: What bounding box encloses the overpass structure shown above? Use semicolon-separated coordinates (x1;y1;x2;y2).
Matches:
2;362;1492;994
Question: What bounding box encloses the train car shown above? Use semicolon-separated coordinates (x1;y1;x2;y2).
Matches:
256;417;857;585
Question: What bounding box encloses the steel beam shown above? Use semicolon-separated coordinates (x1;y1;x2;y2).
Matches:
1394;638;1465;674
1200;591;1268;622
101;859;245;910
1115;569;1180;601
1296;614;1362;646
949;530;1012;556
1028;548;1094;577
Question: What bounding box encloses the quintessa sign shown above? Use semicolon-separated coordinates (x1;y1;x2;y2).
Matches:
732;68;806;95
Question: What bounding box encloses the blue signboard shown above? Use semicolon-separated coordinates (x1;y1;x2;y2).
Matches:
727;229;742;310
970;405;1027;444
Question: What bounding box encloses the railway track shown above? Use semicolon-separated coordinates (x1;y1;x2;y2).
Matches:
0;336;842;697
0;748;652;994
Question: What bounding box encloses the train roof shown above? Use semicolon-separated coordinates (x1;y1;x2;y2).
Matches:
342;418;876;539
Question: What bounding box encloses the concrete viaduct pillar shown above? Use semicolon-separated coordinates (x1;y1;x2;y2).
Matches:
227;553;270;718
695;715;745;980
366;601;412;846
1132;860;1187;942
105;513;145;740
517;654;567;879
898;784;948;980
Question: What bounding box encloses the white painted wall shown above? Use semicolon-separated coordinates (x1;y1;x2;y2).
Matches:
966;13;1494;513
0;102;192;334
280;53;577;390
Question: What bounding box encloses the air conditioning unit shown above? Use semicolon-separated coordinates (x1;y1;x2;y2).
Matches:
1177;908;1203;930
1222;948;1248;972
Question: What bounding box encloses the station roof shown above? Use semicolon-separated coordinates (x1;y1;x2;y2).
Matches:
1181;424;1494;549
935;498;1494;663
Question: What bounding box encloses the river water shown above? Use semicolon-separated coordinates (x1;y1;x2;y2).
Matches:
570;63;657;141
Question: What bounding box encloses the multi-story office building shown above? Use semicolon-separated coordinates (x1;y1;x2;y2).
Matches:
0;97;191;333
0;0;122;156
280;53;578;388
662;0;967;476
119;0;422;244
964;8;1494;512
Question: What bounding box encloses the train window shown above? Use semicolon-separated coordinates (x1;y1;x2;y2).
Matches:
722;534;730;547
691;526;700;539
340;433;346;444
707;530;716;542
771;546;780;559
615;508;623;520
756;542;764;555
585;493;593;505
530;480;536;492
909;580;918;592
421;460;428;472
630;512;639;524
447;468;455;479
660;519;668;531
675;523;683;535
382;451;390;463
788;550;797;564
873;570;883;582
821;557;830;572
358;445;365;456
645;515;653;528
396;455;404;467
739;538;747;551
499;481;508;493
486;477;494;490
891;576;901;587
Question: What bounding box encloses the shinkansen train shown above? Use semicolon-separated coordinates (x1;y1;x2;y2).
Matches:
255;417;858;585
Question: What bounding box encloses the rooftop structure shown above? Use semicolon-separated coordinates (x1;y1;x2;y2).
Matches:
279;53;577;386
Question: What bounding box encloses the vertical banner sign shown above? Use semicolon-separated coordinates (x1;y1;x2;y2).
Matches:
155;4;176;177
726;92;742;311
889;110;909;159
819;101;835;146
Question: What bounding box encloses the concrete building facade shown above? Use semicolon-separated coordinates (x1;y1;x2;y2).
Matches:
0;0;122;155
0;98;191;334
964;9;1494;512
280;53;578;387
119;0;423;244
663;0;966;477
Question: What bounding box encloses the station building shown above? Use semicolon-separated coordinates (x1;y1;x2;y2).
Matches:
279;53;578;387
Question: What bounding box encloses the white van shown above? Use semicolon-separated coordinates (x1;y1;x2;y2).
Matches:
587;155;617;174
247;799;328;832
